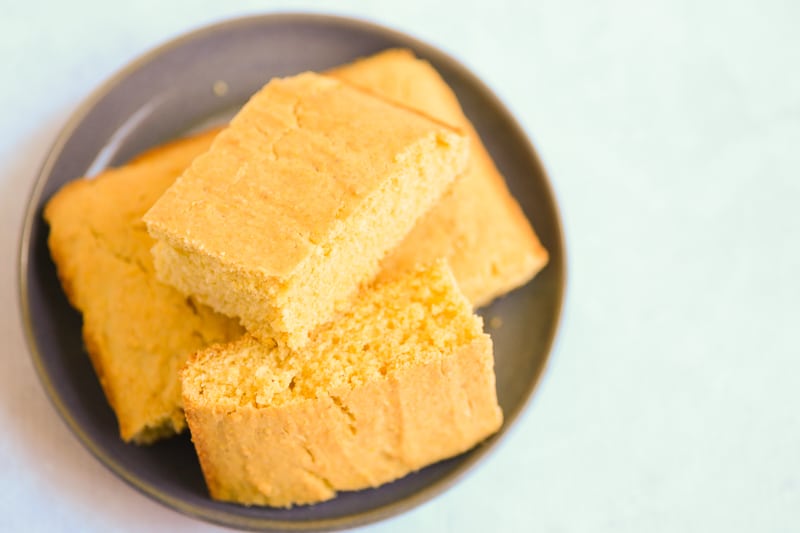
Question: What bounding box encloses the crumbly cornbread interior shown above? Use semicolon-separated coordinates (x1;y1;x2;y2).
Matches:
183;261;482;408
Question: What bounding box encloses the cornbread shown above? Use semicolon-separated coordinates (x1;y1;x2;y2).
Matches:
330;49;549;306
44;130;243;444
144;72;469;348
182;261;502;507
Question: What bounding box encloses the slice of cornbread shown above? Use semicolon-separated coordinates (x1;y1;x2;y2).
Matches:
144;72;469;349
44;130;243;444
182;261;502;507
329;49;549;306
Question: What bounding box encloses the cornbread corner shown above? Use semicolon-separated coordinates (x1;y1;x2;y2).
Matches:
144;72;469;349
182;261;503;507
44;130;243;444
329;49;549;307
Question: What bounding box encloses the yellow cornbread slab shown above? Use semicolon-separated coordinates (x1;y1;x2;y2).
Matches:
44;130;243;444
144;72;469;348
182;261;502;507
330;49;549;306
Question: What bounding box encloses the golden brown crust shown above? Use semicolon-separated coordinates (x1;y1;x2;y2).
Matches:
44;129;242;444
330;49;548;306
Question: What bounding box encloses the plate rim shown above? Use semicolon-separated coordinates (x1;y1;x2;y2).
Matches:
17;12;567;531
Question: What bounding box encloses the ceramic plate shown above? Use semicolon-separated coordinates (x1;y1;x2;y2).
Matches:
19;13;565;531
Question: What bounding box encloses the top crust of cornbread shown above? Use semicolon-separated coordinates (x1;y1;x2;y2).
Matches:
329;49;549;306
44;130;243;444
144;72;468;347
145;72;464;278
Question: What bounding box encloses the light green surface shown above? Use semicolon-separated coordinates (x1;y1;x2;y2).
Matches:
2;1;799;531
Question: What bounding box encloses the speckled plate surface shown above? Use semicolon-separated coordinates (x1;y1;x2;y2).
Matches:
18;13;565;532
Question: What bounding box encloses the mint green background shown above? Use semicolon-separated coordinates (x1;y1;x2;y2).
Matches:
2;1;798;531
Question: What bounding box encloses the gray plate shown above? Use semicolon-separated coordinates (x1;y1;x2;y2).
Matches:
18;13;565;532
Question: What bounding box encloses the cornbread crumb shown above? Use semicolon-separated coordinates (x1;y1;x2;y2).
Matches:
212;80;229;96
182;261;502;507
145;72;469;348
489;316;504;330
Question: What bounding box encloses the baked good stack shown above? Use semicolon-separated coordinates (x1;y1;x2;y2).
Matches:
44;49;548;507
